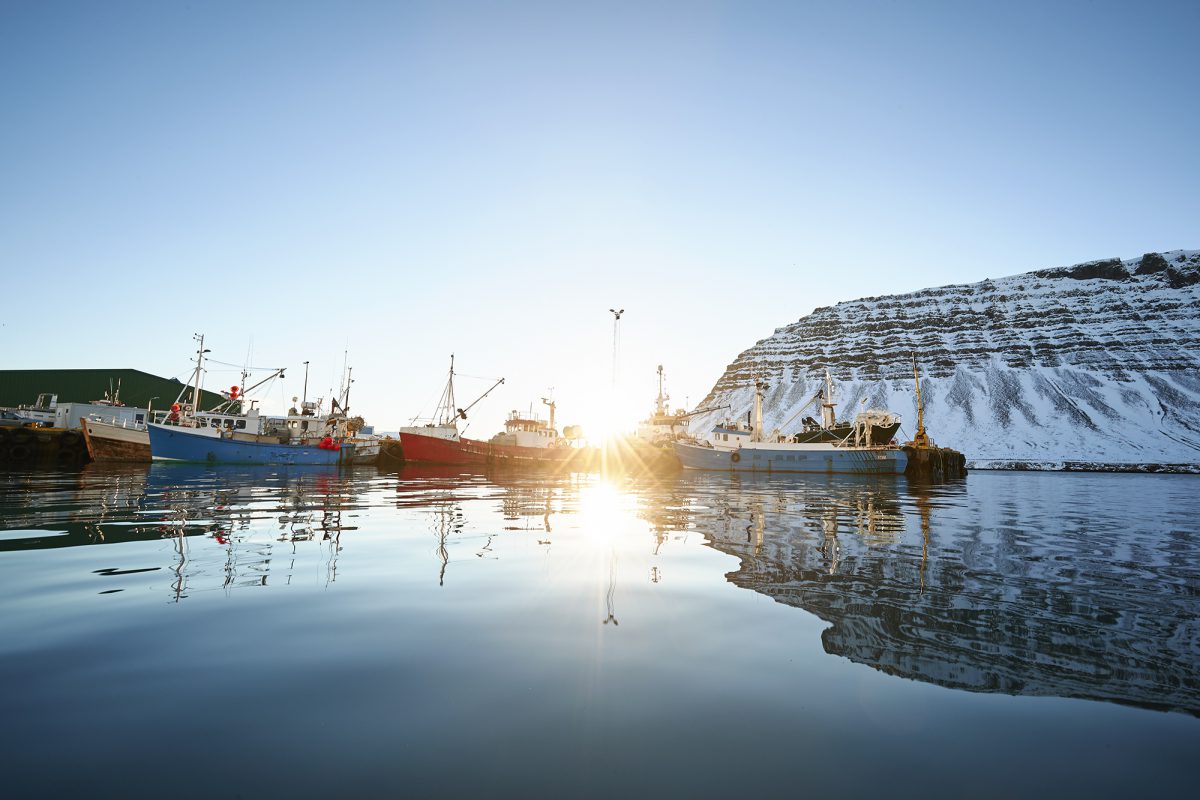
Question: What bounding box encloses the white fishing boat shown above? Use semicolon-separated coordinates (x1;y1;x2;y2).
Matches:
675;374;907;475
634;365;719;444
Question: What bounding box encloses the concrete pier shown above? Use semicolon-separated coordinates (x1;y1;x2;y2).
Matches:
0;426;90;469
903;445;968;480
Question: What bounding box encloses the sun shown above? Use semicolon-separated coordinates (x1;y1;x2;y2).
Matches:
569;393;642;445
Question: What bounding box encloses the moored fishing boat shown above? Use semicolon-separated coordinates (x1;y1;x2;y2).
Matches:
675;374;907;475
147;422;350;465
483;400;579;465
82;417;151;462
634;365;727;444
59;381;154;462
146;336;372;466
398;357;580;466
397;356;505;466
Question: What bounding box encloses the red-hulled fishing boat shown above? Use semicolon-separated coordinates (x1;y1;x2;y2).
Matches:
398;357;578;466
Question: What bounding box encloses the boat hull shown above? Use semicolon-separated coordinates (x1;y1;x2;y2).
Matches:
675;441;907;475
149;424;344;466
398;431;573;466
82;419;150;462
344;438;381;465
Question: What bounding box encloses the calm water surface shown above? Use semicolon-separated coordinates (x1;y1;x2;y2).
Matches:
1;465;1197;798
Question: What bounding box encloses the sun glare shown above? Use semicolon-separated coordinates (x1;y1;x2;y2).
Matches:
578;480;627;543
572;393;643;446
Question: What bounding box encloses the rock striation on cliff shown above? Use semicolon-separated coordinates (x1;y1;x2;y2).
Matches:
692;250;1200;468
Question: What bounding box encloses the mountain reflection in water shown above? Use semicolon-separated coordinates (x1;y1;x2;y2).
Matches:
657;472;1200;717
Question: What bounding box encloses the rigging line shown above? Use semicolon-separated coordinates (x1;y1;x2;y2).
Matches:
257;373;280;400
454;372;506;382
409;384;448;425
205;357;283;371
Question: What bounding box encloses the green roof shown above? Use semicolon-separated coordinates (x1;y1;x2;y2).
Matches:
0;369;226;410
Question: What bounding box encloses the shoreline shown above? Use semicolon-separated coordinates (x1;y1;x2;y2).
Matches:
968;460;1199;474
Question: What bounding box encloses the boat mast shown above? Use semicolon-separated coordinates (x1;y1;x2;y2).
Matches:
440;354;457;426
190;333;209;418
433;354;503;426
821;369;836;429
542;397;557;432
911;352;930;447
752;377;765;443
238;367;249;412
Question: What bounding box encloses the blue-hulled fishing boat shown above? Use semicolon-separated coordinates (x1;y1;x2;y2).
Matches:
144;334;372;466
148;422;348;465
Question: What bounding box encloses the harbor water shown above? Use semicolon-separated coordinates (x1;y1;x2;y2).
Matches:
1;465;1197;797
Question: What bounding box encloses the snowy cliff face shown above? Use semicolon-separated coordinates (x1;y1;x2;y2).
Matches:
692;250;1200;467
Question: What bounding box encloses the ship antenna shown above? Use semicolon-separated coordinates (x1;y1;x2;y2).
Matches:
609;309;624;388
656;365;668;417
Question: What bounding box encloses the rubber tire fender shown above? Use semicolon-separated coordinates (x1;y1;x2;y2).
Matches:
731;451;741;463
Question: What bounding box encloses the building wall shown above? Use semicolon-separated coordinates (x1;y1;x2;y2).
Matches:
0;369;225;411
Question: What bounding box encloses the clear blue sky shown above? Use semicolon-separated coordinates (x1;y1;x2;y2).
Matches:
2;0;1196;433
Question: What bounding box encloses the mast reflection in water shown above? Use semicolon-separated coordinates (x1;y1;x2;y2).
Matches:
0;463;367;599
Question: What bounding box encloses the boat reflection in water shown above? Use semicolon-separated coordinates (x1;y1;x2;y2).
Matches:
651;472;1200;717
0;463;372;600
2;464;1196;718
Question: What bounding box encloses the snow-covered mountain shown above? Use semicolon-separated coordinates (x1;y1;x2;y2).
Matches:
691;250;1200;469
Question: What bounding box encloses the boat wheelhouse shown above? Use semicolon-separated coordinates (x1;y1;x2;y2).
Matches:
490;403;560;449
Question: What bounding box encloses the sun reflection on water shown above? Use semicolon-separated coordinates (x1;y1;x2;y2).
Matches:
576;479;627;545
